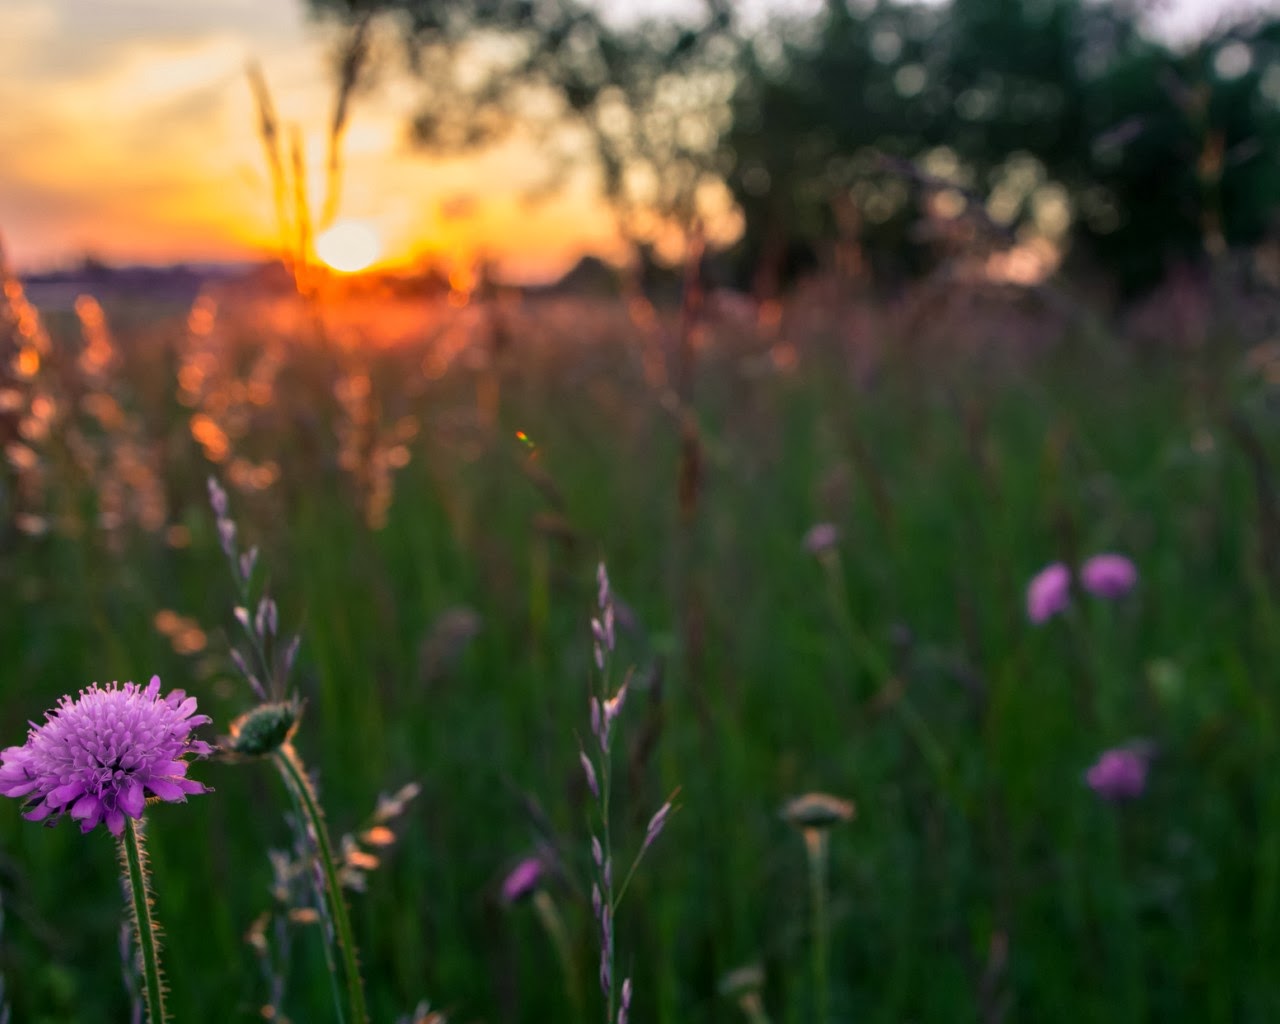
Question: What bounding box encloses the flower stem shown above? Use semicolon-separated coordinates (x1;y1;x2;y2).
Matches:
804;829;831;1024
272;743;368;1024
120;818;167;1024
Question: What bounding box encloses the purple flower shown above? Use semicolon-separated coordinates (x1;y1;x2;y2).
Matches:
1026;562;1071;624
0;677;212;836
500;856;544;904
1085;748;1147;801
1080;553;1137;600
803;522;839;555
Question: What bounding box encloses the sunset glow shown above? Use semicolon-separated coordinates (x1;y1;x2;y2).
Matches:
315;221;382;273
0;0;1253;277
0;0;626;280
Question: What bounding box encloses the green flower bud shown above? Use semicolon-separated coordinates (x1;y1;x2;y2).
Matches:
227;701;300;757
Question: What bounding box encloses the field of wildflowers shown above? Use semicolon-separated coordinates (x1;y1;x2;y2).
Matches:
1;259;1278;1023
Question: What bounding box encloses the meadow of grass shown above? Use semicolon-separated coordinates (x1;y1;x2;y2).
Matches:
1;268;1278;1023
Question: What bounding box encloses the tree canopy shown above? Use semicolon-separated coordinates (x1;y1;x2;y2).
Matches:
310;0;1280;296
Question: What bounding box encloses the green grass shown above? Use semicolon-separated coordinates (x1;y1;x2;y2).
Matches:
1;287;1279;1022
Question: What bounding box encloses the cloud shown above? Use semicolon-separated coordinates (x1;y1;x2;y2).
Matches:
0;1;60;76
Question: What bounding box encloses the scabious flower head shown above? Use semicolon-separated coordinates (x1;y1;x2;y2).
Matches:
1086;747;1147;801
0;677;212;836
1026;562;1071;624
1080;553;1137;600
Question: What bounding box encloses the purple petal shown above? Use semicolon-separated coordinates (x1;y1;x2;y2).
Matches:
145;779;187;802
152;760;191;778
173;697;199;719
118;779;145;817
48;782;85;808
23;801;56;822
70;793;102;823
0;772;40;798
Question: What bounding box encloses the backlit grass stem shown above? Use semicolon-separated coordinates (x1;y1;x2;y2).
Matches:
272;742;368;1024
532;889;585;1020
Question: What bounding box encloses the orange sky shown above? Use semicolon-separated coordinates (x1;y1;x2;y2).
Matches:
0;0;633;281
0;0;1258;280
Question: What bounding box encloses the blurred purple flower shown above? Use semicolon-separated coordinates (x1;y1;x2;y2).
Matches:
1026;562;1071;624
803;522;838;555
1086;748;1147;801
500;856;544;904
1080;553;1137;600
0;677;212;836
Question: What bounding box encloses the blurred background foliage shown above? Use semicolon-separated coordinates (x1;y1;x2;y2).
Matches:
309;0;1280;297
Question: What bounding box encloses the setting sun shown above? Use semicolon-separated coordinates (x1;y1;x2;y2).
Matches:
315;221;382;273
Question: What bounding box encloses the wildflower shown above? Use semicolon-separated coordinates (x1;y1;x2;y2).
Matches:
1085;747;1148;801
803;522;839;555
0;677;211;836
1026;562;1071;624
781;792;856;831
501;856;544;905
782;791;851;1024
1080;553;1137;600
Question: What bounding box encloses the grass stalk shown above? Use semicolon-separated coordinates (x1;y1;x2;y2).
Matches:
532;889;584;1020
819;552;951;790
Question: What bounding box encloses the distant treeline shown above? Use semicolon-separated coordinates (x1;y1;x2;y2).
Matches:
311;0;1280;297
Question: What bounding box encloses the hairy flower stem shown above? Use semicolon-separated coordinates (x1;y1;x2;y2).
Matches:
803;829;832;1024
272;743;368;1024
120;818;167;1024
